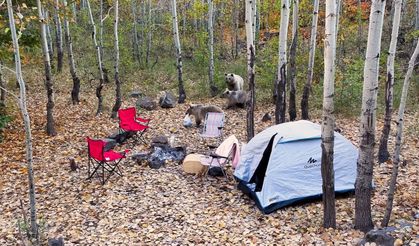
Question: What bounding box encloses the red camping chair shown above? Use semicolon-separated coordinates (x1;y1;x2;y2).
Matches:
86;137;129;184
118;107;150;145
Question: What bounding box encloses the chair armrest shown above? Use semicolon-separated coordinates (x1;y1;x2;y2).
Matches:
210;153;228;159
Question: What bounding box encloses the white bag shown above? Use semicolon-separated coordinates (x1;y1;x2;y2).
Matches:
183;114;193;127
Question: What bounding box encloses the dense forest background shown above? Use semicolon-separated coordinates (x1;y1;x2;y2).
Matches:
0;0;418;118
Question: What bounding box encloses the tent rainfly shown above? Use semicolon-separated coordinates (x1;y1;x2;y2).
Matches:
234;120;358;214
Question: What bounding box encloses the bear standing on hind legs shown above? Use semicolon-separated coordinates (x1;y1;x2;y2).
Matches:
225;73;244;91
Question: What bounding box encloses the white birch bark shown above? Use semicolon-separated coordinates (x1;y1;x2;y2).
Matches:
54;0;64;72
208;0;216;96
71;2;77;23
111;0;121;118
6;0;38;241
378;0;402;163
381;40;419;227
301;0;319;120
252;0;257;41
355;0;386;233
321;0;337;228
171;0;186;103
63;0;80;105
146;0;152;65
132;0;140;62
274;0;290;124
37;0;56;136
288;0;298;121
45;10;54;65
86;0;105;115
0;61;5;104
245;0;255;140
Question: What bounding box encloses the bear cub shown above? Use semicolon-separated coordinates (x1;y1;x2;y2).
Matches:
225;73;244;91
221;89;248;109
185;104;224;126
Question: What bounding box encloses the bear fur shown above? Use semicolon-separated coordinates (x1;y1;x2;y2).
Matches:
221;89;248;109
225;73;244;91
185;104;224;126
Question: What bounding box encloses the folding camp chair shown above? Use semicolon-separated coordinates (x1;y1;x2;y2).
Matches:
201;135;240;180
86;137;129;185
118;107;150;145
200;112;225;144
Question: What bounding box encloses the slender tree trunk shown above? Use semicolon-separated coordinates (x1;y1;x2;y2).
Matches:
357;0;363;54
381;41;419;227
86;0;105;115
378;0;402;163
245;0;255;141
233;0;239;59
7;0;39;242
288;0;298;121
301;0;319;120
37;0;57;136
208;0;217;96
171;0;186;103
71;2;77;23
0;61;5;104
274;0;290;124
99;0;109;84
416;0;419;31
63;0;80;105
54;0;64;73
252;0;257;41
132;0;140;63
45;10;54;68
146;0;152;65
322;0;337;229
355;0;386;233
111;0;121;119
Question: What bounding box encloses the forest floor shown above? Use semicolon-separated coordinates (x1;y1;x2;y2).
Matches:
0;82;418;245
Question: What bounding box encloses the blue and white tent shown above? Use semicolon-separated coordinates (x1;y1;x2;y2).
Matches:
234;120;358;214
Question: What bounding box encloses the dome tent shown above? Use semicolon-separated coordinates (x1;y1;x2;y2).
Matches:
234;120;357;214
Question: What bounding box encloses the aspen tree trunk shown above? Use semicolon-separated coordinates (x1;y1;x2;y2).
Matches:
357;0;363;54
132;0;140;63
45;10;54;67
63;0;81;105
381;41;419;227
208;0;217;96
355;0;386;233
245;0;255;140
322;0;337;229
146;0;152;65
301;0;319;120
233;0;239;59
0;61;5;104
274;0;290;124
378;0;402;163
7;0;39;241
288;0;298;121
99;0;109;84
111;0;121;119
71;2;77;23
252;0;257;41
171;0;186;103
335;0;341;40
86;0;105;115
54;0;64;73
416;0;419;30
37;0;57;136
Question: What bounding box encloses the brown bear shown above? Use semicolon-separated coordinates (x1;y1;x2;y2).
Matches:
185;104;224;126
224;73;244;91
221;89;248;109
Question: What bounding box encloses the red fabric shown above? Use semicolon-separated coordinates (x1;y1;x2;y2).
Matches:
103;150;126;161
87;137;105;161
118;107;149;132
136;117;150;123
87;137;126;162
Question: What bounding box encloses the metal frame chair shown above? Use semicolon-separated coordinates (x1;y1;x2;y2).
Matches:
86;137;129;184
200;112;225;144
118;107;150;145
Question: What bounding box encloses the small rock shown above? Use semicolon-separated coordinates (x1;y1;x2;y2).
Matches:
136;96;157;111
361;229;395;246
261;113;272;122
48;237;64;246
208;167;224;177
159;91;177;108
151;135;168;146
129;91;143;98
